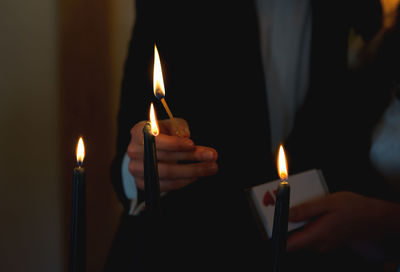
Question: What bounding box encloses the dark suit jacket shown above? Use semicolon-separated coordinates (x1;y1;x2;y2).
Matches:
106;0;392;271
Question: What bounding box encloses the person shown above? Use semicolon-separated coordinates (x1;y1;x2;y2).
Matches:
286;5;400;268
105;0;394;271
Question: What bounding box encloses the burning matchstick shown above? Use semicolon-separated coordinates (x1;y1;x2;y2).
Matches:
153;44;182;136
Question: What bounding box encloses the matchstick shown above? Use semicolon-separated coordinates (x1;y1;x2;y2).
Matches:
159;97;182;137
160;98;174;119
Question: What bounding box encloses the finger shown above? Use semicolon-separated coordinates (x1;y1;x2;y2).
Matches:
127;144;142;161
159;118;190;137
127;137;198;162
129;119;194;151
128;160;144;179
287;222;320;252
135;177;144;191
287;215;333;252
129;119;191;147
155;134;195;151
130;121;148;144
157;146;218;162
129;133;195;153
159;178;196;192
289;195;331;222
136;177;197;192
158;162;218;180
129;160;218;182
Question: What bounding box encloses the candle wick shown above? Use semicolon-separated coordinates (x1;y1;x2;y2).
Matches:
144;122;151;132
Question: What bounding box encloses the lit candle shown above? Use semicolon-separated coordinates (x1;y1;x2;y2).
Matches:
70;137;86;272
271;144;290;272
143;103;161;217
153;44;181;136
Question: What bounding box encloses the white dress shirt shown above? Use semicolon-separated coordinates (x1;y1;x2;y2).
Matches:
256;0;312;151
370;94;400;191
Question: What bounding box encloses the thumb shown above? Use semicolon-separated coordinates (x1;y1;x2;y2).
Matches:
289;195;330;222
159;118;190;137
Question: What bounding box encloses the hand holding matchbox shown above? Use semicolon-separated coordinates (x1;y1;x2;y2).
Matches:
248;168;329;239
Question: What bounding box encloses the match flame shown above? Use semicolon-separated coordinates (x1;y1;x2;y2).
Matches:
153;44;165;99
149;103;159;136
277;145;288;180
76;137;85;165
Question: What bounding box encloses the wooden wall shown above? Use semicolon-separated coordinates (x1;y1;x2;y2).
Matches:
59;0;133;270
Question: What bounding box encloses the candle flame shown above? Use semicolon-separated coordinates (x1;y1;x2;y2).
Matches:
277;144;288;180
76;137;85;165
149;103;159;136
153;44;165;99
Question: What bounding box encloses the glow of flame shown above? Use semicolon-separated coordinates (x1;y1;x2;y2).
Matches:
381;0;400;28
149;103;159;136
76;137;85;165
277;144;288;180
153;45;165;99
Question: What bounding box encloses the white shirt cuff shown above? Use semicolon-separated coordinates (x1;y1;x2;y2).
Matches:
121;152;167;215
121;153;144;215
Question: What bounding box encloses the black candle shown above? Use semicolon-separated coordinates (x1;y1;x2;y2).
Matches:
143;103;161;217
271;145;290;272
70;137;86;272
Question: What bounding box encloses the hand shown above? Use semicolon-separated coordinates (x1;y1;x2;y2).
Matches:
127;118;218;192
287;191;392;253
